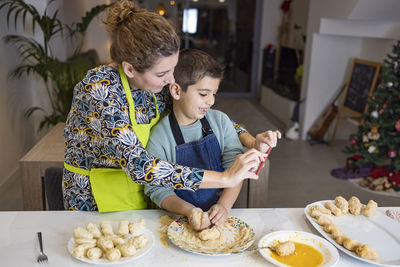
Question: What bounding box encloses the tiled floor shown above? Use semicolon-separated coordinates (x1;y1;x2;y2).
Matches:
0;98;399;211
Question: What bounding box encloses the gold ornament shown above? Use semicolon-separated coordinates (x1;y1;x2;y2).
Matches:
367;125;380;140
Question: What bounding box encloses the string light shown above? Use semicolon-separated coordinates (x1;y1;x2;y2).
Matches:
156;3;167;16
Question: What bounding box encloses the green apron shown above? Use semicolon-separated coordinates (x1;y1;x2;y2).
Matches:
64;65;160;212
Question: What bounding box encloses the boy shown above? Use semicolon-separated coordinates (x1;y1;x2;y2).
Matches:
145;49;276;230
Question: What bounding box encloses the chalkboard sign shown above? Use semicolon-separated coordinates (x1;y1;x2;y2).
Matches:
330;58;381;146
342;58;381;115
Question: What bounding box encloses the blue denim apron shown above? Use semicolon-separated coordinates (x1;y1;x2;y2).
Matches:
169;112;223;211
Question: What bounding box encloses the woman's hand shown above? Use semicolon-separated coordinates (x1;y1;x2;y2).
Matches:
188;207;211;230
223;149;265;187
208;204;229;226
254;130;282;153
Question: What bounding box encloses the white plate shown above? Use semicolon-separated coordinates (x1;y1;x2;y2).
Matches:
258;230;339;267
305;200;400;266
68;228;155;265
167;216;255;255
348;179;400;198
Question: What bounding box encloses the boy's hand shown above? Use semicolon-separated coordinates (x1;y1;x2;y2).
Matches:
188;207;211;230
254;130;282;153
208;204;229;226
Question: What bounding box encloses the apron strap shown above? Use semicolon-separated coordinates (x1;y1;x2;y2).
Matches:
168;111;185;145
200;116;213;138
168;111;214;146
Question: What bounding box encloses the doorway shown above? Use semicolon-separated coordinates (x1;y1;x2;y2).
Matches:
143;0;262;96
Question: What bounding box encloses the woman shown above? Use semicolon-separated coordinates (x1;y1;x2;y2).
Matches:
63;0;278;212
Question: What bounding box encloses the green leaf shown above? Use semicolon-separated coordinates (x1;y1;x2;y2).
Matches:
2;0;108;132
24;107;45;119
75;4;110;35
7;5;17;30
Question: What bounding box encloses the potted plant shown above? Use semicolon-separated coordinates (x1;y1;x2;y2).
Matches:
0;0;110;131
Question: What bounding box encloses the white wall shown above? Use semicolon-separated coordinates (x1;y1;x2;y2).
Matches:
0;1;38;186
83;0;111;63
300;0;400;140
300;0;357;97
0;0;111;187
348;0;400;20
259;0;281;49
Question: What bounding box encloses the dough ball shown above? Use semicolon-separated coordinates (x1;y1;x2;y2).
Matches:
106;248;121;261
334;234;348;245
129;219;145;235
331;229;343;240
343;238;361;251
74;238;97;247
110;235;125;246
198;226;221;241
325;201;342;216
128;234;148;249
275;241;295;256
117;243;136;257
309;210;323;219
86;247;103;260
100;221;114;236
86;223;102;239
117;220;129;238
317;214;334;226
309;205;331;215
97;236;114;251
190;210;203;226
73;227;93;239
348;196;362;215
72;244;93;258
356;244;379;260
335;196;349;214
323;224;342;234
362;200;378;217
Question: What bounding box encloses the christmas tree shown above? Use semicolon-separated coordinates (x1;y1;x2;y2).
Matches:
344;40;400;191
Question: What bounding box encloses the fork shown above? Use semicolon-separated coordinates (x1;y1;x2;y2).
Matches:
233;246;276;254
37;232;48;263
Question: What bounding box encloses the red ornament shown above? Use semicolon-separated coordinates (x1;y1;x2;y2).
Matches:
379;109;384;115
383;100;388;108
350;138;358;145
389;149;397;158
388;171;400;186
396;119;400;132
369;166;390;179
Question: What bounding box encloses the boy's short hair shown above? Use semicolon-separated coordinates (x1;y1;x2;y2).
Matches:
174;49;224;92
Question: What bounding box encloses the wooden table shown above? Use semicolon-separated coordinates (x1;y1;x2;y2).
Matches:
1;208;394;266
19;122;65;210
18;122;270;210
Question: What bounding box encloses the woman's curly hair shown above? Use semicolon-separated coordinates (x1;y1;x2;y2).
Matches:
103;0;180;72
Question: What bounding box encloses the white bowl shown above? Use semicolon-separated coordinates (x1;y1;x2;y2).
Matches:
258;230;339;267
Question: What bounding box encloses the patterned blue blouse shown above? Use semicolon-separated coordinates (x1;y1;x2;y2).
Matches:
63;65;246;211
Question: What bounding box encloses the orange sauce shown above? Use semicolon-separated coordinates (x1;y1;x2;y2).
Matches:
270;242;323;267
